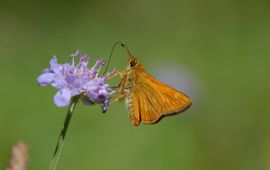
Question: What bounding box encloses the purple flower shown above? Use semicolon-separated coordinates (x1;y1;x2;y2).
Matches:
37;50;115;111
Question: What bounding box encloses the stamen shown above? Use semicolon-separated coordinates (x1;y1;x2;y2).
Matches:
70;49;81;66
95;66;101;78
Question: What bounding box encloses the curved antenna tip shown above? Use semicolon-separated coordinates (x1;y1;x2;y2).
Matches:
120;42;133;57
102;41;133;75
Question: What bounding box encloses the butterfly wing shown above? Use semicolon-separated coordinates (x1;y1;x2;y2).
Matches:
127;66;192;125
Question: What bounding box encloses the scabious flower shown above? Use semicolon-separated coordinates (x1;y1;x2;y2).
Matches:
36;50;115;112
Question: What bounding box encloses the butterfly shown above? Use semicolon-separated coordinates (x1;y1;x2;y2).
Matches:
113;44;192;126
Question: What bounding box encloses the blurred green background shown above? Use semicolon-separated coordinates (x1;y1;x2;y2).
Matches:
1;0;270;169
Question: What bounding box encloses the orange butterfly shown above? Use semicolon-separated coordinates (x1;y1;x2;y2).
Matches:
113;44;192;126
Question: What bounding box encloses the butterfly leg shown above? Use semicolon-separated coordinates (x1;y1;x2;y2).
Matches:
108;70;124;80
109;76;128;102
113;89;128;101
109;71;128;101
110;73;127;90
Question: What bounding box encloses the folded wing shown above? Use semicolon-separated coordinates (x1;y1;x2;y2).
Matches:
129;67;192;125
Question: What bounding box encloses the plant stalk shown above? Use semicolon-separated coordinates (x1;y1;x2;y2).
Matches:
49;98;78;170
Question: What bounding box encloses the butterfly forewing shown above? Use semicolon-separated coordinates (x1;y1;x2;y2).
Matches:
127;66;192;125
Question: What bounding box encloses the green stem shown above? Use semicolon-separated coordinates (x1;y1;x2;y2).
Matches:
49;98;78;170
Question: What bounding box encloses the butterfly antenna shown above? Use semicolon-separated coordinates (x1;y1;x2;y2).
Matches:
121;43;133;57
103;41;133;75
103;41;123;75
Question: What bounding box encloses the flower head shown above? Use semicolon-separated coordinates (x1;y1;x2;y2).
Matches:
37;50;114;112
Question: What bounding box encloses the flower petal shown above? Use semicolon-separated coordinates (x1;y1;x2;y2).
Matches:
36;72;55;86
101;98;110;113
88;69;98;79
96;59;105;67
54;89;72;107
51;75;67;89
50;56;60;73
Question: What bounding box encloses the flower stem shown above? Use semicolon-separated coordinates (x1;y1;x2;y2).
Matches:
49;98;78;170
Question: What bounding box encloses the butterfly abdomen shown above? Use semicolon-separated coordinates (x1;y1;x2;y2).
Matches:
121;71;139;126
125;84;141;126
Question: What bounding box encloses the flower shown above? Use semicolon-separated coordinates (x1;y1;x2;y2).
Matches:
37;50;115;111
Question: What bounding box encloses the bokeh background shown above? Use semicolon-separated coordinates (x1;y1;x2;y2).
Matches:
1;0;270;169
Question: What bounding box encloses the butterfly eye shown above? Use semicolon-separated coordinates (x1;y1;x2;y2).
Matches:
130;60;137;67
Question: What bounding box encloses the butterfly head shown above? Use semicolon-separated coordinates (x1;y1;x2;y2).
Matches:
128;57;141;68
